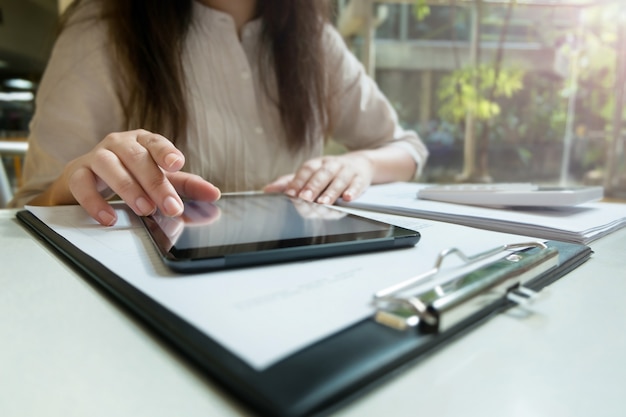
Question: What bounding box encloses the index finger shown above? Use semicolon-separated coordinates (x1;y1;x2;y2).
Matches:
135;131;185;172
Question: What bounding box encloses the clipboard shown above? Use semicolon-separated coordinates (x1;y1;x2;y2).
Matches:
16;209;592;417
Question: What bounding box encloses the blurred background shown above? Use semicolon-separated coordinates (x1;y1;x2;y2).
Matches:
1;0;625;206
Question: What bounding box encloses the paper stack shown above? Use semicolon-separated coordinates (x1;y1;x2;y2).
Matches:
338;182;626;245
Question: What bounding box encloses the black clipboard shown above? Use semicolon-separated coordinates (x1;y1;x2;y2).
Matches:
16;209;592;417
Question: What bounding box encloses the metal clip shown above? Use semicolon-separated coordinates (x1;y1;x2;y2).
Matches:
506;286;539;306
374;242;559;333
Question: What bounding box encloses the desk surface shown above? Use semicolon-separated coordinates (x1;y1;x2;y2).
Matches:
2;208;626;417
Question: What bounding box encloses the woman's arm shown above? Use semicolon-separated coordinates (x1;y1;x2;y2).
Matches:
12;4;220;225
9;2;124;208
264;25;428;204
28;129;221;226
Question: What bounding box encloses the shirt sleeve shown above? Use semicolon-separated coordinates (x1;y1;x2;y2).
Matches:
8;4;126;208
323;25;429;178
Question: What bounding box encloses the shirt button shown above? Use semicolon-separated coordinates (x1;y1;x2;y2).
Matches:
255;127;264;135
241;71;251;80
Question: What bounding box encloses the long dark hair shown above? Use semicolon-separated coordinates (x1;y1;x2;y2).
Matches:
61;0;332;151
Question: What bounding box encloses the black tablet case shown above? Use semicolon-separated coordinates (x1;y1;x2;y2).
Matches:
16;210;593;417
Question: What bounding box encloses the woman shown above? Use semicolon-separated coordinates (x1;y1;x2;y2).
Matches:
10;0;428;226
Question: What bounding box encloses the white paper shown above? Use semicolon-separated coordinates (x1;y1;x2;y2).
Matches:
27;203;538;370
339;182;626;244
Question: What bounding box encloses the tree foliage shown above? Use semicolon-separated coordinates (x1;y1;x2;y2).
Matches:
413;0;431;21
437;65;524;123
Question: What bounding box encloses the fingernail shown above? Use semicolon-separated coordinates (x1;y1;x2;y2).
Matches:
317;195;330;205
285;189;296;197
163;196;184;216
164;153;182;169
299;190;313;201
98;210;116;226
136;197;155;215
343;188;358;201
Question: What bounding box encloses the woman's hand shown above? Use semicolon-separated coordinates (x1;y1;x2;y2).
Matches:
34;129;221;226
264;153;374;205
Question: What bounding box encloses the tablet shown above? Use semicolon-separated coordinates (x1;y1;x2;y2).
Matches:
140;193;420;272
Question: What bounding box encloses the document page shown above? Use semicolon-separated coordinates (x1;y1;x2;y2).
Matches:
27;204;539;370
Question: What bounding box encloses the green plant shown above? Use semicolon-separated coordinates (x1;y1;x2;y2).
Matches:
437;64;524;123
413;0;431;21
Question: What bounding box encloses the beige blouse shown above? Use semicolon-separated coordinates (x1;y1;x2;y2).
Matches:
10;1;428;208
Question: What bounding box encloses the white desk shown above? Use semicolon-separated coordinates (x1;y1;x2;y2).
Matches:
2;207;626;417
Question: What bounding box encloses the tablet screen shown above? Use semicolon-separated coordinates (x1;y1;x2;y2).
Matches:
141;193;420;272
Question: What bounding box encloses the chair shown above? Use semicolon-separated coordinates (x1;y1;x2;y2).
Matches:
0;140;28;208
